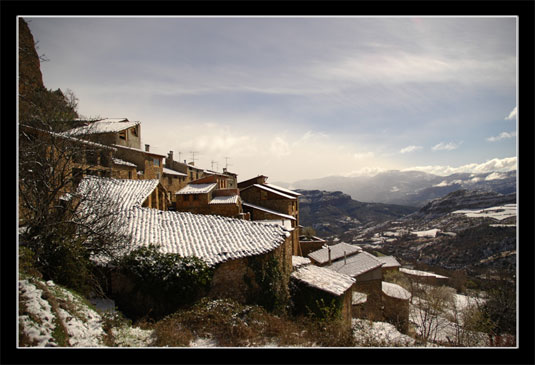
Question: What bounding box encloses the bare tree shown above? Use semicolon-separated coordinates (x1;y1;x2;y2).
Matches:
18;123;130;296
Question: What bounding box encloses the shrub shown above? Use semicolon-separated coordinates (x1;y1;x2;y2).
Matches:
113;245;214;319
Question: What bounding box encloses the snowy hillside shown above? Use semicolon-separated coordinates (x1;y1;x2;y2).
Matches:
18;276;154;347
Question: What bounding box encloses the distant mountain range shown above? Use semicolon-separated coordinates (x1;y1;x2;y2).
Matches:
275;170;516;207
296;189;417;236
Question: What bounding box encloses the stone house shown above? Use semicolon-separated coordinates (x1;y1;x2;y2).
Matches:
76;176;169;211
62;118;142;149
381;281;411;333
308;243;385;321
299;235;327;257
399;268;449;286
175;179;244;219
307;242;361;267
112;144;165;181
325;251;384;321
112;158;138;180
291;264;355;329
74;175;293;305
376;255;401;277
239;176;302;256
161;167;188;204
165;151;206;182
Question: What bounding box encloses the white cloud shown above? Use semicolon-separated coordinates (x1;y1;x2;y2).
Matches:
487;130;516;142
400;145;422;154
505;106;517;120
269;136;292;158
344;167;387;177
353;152;375;160
432;141;461;151
402;156;517;176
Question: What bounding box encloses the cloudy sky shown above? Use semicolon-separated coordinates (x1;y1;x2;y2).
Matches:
23;16;517;183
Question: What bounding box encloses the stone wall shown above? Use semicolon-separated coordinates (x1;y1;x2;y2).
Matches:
382;294;409;333
209;234;292;306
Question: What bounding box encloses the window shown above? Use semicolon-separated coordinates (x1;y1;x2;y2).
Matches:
119;130;127;140
193;195;199;201
183;195;189;201
86;150;98;165
153;158;160;167
128;171;133;179
130;127;138;137
168;176;172;185
100;151;111;167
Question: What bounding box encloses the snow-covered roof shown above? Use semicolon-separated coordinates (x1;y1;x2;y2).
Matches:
325;251;384;278
382;281;411;300
76;176;160;211
375;256;401;268
118;207;290;267
263;183;302;197
63;118;139;136
412;229;440;238
292;255;311;268
21;124;117;151
208;195;240;205
163;167;187;177
291;265;355;296
113;158;137;167
399;268;448;279
308;242;362;265
242;202;296;221
242;184;297;200
176;183;217;195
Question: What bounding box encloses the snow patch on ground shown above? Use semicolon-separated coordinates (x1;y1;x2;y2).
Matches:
352;319;415;347
18;280;57;347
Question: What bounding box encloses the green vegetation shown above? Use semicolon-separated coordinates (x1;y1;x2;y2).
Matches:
113;245;214;319
245;255;289;314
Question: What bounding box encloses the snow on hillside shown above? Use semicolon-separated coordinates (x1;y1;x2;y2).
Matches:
18;277;154;347
452;204;516;221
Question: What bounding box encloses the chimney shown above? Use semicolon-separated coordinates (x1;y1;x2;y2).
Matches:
328;246;331;265
344;251;347;265
168;151;174;162
145;144;150;152
223;167;228;173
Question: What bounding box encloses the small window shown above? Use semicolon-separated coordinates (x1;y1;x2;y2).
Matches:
130;127;138;137
168;176;172;185
183;195;189;201
153;158;160;167
128;171;133;179
193;195;199;201
119;130;127;140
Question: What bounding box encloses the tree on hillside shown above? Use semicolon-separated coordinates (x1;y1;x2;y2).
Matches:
18;18;129;296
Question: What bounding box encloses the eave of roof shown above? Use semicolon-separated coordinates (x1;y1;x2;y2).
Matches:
241;184;297;200
242;202;296;220
112;144;166;157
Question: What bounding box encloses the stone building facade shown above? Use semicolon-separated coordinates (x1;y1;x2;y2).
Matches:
239;178;302;256
113;144;165;181
62;118;142;149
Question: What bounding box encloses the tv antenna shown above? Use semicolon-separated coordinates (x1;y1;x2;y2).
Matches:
224;156;231;170
190;151;199;165
211;160;218;171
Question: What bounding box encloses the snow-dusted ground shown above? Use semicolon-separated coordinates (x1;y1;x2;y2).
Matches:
352;319;415;347
18;277;154;347
452;204;516;221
